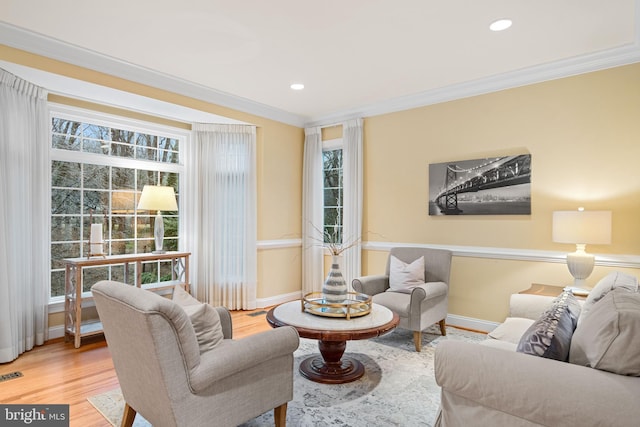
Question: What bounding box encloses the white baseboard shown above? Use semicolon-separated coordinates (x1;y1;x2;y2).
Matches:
446;314;500;333
256;291;302;309
48;324;65;340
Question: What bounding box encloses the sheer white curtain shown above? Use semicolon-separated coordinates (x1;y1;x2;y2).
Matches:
341;118;364;289
0;69;49;363
302;126;324;295
186;124;257;310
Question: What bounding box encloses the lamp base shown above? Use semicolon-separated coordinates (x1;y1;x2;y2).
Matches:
566;246;595;290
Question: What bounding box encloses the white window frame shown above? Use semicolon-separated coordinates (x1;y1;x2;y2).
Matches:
48;104;188;308
322;138;343;245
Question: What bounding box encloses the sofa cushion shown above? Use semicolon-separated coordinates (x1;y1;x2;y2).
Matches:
569;288;640;376
173;285;224;353
388;255;425;293
488;317;535;345
579;271;638;326
516;291;579;361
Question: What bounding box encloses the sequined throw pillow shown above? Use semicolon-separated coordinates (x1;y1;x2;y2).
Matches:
516;291;581;361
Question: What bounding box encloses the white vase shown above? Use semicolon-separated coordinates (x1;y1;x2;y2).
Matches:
322;255;348;303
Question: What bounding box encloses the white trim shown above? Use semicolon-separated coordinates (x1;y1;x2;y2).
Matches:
255;291;301;309
362;241;640;269
257;239;302;250
446;314;499;334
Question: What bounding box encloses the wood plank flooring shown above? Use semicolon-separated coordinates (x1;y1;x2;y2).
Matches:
0;308;273;427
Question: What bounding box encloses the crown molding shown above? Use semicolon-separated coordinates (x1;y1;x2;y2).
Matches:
0;22;307;128
306;42;640;127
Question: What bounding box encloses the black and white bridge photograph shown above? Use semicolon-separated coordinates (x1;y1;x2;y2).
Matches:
428;154;531;216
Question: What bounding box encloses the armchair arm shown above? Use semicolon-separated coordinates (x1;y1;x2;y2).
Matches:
435;340;640;427
213;306;233;339
411;281;447;301
189;326;299;393
352;274;389;296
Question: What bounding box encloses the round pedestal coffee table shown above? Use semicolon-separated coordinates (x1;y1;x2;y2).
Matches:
266;300;399;384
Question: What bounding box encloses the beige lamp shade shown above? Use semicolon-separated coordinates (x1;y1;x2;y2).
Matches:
552;210;612;245
137;185;178;211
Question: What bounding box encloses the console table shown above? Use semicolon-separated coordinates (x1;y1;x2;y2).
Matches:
63;251;190;348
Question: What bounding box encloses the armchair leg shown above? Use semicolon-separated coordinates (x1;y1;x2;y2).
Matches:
439;319;447;336
274;402;287;427
120;403;137;427
413;331;422;352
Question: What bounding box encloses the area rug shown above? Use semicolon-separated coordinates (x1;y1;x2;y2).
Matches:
88;326;485;427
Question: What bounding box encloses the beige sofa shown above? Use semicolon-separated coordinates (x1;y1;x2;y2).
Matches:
434;273;640;427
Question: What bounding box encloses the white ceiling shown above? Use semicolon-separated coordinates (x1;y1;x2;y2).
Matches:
1;0;639;127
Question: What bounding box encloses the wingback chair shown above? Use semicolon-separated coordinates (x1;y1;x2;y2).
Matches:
352;247;452;352
92;280;299;427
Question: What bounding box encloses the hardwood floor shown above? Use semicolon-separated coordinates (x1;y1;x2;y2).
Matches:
0;308;273;427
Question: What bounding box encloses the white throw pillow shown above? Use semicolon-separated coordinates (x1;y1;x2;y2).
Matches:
173;285;224;353
579;271;638;326
388;255;425;293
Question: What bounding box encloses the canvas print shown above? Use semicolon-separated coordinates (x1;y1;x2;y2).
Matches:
428;154;531;215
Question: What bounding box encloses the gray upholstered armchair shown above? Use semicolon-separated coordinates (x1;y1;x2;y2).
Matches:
352;247;452;351
92;280;299;427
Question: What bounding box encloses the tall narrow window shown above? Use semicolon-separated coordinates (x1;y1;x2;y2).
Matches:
322;139;343;244
49;106;185;299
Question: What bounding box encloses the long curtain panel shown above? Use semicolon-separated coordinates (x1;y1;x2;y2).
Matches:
341;118;364;289
302;126;324;295
187;124;257;310
0;69;49;363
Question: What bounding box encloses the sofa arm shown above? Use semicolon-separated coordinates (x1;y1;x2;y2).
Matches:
435;340;640;427
352;274;389;296
189;326;299;393
509;294;555;320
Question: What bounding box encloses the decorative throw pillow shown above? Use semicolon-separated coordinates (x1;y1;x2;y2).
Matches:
578;271;638;326
173;285;224;353
388;255;425;293
516;291;579;361
569;288;640;376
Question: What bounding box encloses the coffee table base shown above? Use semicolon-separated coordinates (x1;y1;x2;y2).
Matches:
299;340;365;384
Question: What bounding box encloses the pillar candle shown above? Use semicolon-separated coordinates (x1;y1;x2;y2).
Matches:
90;223;103;254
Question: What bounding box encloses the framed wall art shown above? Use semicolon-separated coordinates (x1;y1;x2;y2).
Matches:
428;154;531;216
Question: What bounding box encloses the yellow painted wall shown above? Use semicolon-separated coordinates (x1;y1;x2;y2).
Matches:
361;63;640;322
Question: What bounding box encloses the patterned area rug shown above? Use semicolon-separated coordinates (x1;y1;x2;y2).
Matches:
88;326;485;427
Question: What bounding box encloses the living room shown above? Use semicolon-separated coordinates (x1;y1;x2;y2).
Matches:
1;2;640;426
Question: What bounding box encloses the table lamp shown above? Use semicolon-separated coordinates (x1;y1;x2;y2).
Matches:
552;208;612;290
137;185;178;253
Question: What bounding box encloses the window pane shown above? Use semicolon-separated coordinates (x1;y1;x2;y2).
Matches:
140;261;158;284
52;134;80;151
111;142;134;158
52;188;81;215
83;267;108;292
52;161;81;188
111;215;135;239
84;164;109;189
83;190;109;213
51;242;80;270
323;147;343;244
113;167;135;190
51;270;66;298
137;170;158;188
51;216;81;242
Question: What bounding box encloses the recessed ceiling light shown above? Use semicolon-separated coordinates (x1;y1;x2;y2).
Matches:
489;19;512;32
290;83;305;90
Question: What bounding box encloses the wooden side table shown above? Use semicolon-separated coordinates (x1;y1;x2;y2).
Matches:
520;283;589;299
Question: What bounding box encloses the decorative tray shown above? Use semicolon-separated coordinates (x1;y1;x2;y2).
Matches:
301;292;372;319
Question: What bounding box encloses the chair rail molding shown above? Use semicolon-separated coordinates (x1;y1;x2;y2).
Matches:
362;241;640;269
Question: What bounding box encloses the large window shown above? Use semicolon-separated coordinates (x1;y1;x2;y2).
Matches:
322;139;343;244
49;106;185;299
